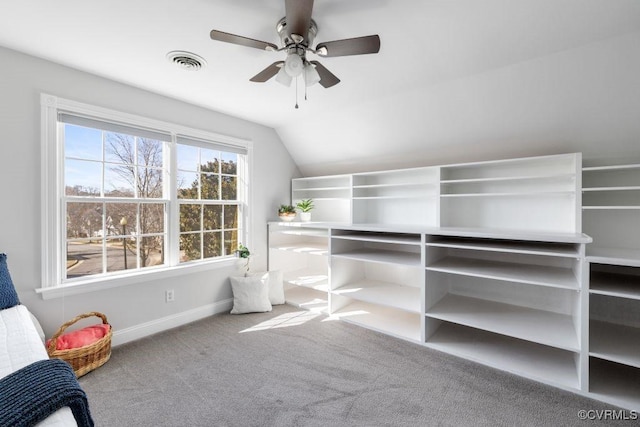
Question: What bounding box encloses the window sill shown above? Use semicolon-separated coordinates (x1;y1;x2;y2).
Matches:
36;257;240;300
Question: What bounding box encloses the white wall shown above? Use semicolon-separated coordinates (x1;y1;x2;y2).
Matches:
0;45;299;341
281;31;640;175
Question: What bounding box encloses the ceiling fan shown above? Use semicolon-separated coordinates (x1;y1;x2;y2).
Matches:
209;0;380;90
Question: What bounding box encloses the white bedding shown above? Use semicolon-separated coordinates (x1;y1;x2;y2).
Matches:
0;305;76;426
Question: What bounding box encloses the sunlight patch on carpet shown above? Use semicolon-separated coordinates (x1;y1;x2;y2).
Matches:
240;310;321;333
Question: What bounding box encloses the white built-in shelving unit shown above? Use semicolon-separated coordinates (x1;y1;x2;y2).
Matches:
439;153;581;232
265;152;640;411
267;222;330;312
351;167;440;226
581;161;640;409
424;235;587;391
330;229;423;342
291;175;351;223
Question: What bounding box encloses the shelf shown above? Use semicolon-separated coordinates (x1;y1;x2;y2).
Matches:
332;280;420;313
440;173;575;184
426;322;579;390
427;238;578;258
331;300;421;342
590;320;640;369
426;294;579;351
283;268;329;292
332;233;421;245
271;243;328;256
583;164;640;172
332;248;421;266
426;257;579;290
441;191;574;198
292;186;350;192
582;206;640;210
353;182;436;189
586;247;640;267
589;358;640;411
283;285;328;312
590;271;640;300
353;195;437;200
582;186;640;192
274;229;328;237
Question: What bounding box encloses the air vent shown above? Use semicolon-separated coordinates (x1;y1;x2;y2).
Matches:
166;51;206;71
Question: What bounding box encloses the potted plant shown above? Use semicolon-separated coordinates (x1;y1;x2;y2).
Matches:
236;244;251;274
278;204;296;222
296;198;314;222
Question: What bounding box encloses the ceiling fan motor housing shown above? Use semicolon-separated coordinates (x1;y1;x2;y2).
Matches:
277;17;318;49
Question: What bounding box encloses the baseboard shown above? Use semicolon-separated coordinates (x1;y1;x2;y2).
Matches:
111;298;233;347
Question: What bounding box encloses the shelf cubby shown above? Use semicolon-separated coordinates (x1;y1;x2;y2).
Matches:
425;321;580;390
590;320;640;369
425;293;579;351
283;285;328;312
589;358;640;411
269;223;331;311
426;239;581;290
330;296;421;343
331;230;422;266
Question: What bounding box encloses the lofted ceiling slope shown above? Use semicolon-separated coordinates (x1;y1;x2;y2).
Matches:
1;1;640;174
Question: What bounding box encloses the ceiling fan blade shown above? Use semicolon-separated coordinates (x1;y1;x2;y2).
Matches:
285;0;314;40
249;61;284;82
210;30;278;51
316;35;380;57
310;61;340;88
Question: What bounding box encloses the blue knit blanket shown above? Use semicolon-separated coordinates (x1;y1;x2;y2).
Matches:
0;359;94;427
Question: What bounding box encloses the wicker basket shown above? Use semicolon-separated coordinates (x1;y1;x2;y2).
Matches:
47;312;112;377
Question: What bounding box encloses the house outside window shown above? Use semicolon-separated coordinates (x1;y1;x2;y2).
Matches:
40;94;250;295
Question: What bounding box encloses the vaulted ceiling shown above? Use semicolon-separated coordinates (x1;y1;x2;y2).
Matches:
2;1;640;175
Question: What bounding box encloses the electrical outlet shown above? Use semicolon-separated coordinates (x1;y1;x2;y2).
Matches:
165;289;175;302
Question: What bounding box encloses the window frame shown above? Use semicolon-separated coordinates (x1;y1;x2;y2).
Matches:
39;94;252;299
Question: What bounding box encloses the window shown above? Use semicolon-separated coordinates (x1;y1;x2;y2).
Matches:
41;95;250;292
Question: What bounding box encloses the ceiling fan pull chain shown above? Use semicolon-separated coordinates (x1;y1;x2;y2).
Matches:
295;76;299;109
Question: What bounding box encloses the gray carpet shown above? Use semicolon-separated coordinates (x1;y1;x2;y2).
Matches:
79;304;619;426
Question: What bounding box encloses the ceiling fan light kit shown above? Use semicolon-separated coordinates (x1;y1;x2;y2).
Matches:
209;0;380;105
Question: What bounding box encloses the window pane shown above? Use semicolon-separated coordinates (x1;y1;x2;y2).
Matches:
224;205;238;229
177;171;199;199
201;149;219;173
140;236;164;268
105;165;135;197
180;204;201;232
67;202;103;239
203;231;222;259
107;237;137;272
137;138;164;168
221;152;237;175
221;175;237;200
104;132;134;164
105;203;137;237
203;205;222;231
65;159;102;195
140;204;165;234
138;167;163;198
177;144;199;172
224;230;237;256
64;124;102;160
180;233;201;262
201;174;219;200
66;240;103;278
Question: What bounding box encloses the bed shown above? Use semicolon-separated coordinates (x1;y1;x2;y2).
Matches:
0;304;78;426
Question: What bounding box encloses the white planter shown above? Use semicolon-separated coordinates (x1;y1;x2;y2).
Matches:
279;213;296;222
300;212;311;222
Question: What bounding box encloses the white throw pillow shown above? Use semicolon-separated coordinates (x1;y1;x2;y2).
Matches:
265;270;285;305
230;275;272;314
251;270;286;306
